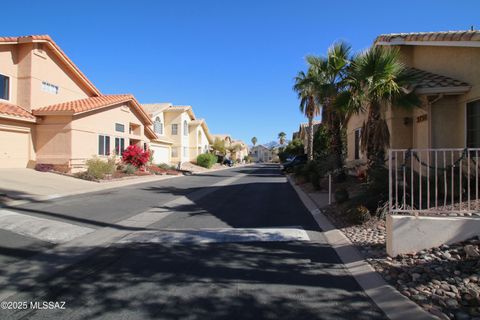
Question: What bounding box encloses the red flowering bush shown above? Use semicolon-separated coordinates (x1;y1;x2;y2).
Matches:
122;145;150;168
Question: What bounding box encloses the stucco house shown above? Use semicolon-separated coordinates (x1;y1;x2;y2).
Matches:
346;30;480;168
250;145;273;163
232;140;249;162
296;120;322;154
143;103;213;165
0;35;155;172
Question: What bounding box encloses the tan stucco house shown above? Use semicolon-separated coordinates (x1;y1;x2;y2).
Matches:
346;30;480;168
295;120;321;154
231;139;249;162
143;103;213;165
0;35;155;171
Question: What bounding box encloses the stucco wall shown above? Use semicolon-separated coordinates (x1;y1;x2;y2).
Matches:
0;42;92;111
70;103;146;161
35;115;72;165
29;43;91;109
0;45;19;106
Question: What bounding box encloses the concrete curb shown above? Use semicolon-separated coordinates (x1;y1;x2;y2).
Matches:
287;175;438;320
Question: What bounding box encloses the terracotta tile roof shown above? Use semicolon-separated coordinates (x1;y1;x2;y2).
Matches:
375;30;480;44
33;94;152;124
407;68;471;94
0;101;35;121
142;103;173;116
0;35;101;96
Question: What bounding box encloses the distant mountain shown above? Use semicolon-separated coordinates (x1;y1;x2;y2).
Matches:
262;140;289;149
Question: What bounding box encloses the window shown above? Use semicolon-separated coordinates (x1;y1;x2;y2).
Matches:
354;128;362;160
0;74;9;100
114;137;125;155
467;100;480;148
99;135;110;155
183;120;188;136
183;147;188;157
171;147;178;157
172;124;178;135
41;81;59;94
115;123;125;132
154;117;163;135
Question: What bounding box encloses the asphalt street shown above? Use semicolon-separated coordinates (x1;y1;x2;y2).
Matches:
0;164;386;319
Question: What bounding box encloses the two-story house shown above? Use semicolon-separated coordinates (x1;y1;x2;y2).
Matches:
346;30;480;167
143;103;212;165
0;35;155;171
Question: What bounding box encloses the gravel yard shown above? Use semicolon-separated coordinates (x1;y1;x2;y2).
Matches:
302;182;480;320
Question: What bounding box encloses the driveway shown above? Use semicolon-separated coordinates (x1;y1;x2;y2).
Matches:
0;164;386;319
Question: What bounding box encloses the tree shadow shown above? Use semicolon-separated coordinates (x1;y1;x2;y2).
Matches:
1;241;386;320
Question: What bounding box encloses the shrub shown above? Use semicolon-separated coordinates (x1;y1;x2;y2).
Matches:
35;163;54;172
157;163;176;170
346;204;371;224
122;145;150;168
335;188;349;203
85;157;116;180
197;153;217;169
123;164;136;174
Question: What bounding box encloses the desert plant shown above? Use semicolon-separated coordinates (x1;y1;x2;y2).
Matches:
123;164;136;174
35;163;54;172
122;145;150;168
197;153;218;169
157;163;176;170
85;156;116;180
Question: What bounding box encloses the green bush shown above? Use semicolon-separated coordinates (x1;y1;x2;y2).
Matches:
85;156;116;180
123;164;136;174
197;153;217;169
157;163;175;170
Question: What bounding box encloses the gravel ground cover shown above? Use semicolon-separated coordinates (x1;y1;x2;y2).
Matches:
301;182;480;320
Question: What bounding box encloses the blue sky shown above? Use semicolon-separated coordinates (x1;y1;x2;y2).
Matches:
3;1;479;144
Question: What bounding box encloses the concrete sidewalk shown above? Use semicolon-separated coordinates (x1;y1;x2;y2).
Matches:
0;164;253;206
0;169;178;206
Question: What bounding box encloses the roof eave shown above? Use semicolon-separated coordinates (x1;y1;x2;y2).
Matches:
376;40;480;48
0;113;37;123
415;86;471;95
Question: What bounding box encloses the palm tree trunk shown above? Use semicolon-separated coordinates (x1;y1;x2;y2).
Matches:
308;116;314;161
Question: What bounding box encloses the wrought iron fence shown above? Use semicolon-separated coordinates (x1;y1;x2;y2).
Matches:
389;148;480;215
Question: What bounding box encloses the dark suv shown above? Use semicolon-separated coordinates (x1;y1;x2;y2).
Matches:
281;155;307;173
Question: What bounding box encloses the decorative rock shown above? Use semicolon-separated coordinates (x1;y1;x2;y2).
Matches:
465;245;480;258
446;298;459;308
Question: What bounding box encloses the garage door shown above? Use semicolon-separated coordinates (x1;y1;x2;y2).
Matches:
151;145;170;165
0;129;30;168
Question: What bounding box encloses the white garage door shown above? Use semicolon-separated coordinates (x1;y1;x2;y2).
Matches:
0;129;30;168
151;145;170;165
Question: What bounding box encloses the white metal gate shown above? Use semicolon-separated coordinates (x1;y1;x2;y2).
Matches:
389;148;480;215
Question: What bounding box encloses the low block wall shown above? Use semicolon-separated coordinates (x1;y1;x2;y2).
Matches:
386;215;480;257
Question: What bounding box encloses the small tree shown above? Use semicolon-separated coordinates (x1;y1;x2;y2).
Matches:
211;138;226;156
122;145;150;168
278;132;287;146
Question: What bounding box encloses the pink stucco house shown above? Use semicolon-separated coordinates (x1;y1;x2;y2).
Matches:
0;35;160;171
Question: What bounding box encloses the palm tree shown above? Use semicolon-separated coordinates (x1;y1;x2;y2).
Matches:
251;137;257;147
278;132;287;146
341;46;419;169
293;69;320;160
307;42;352;173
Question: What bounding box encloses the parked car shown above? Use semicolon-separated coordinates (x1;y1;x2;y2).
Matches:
223;158;234;167
281;155;307;173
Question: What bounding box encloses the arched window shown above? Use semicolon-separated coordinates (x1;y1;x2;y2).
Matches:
183;120;188;136
154;117;163;135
